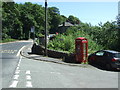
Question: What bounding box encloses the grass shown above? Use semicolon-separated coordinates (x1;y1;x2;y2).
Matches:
0;38;17;43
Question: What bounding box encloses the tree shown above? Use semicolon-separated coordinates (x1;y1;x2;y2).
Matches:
2;2;23;39
48;7;64;33
61;15;67;22
0;1;2;40
77;21;118;51
48;7;60;15
18;2;45;39
67;15;80;25
117;14;120;50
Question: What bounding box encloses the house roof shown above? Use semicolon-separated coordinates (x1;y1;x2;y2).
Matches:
59;22;74;27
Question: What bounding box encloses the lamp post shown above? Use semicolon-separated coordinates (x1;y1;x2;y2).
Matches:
45;0;47;56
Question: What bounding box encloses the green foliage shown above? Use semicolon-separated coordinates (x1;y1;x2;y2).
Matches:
0;1;2;18
48;20;119;53
117;14;120;50
78;21;118;51
48;7;60;15
48;7;65;33
67;15;80;25
2;2;66;40
17;2;44;39
0;38;16;43
48;27;103;54
2;2;119;52
3;2;20;39
48;34;74;53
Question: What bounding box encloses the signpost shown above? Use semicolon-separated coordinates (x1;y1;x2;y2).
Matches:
45;0;48;56
31;26;35;33
31;26;35;43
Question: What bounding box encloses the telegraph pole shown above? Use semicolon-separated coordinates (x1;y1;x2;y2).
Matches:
45;0;47;56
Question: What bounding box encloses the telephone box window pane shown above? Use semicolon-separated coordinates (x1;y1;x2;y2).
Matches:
83;43;86;60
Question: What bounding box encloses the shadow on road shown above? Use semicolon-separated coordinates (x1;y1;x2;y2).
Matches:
89;63;120;72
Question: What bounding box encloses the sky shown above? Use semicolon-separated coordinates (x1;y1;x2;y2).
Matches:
14;0;119;26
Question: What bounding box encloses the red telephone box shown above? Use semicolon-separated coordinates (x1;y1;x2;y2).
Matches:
75;37;88;63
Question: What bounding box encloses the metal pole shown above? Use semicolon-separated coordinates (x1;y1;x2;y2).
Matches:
45;0;47;56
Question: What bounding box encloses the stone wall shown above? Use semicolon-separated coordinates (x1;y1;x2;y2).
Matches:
31;43;76;63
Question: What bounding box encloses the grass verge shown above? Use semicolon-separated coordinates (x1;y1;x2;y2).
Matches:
0;39;17;43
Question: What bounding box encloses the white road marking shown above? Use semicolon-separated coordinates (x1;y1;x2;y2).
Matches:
9;80;18;88
26;75;31;80
19;56;22;62
15;70;20;74
26;81;32;88
17;56;22;67
13;75;19;80
0;50;17;54
9;56;22;87
16;46;26;56
17;64;20;67
16;67;19;70
50;72;61;75
26;70;31;74
25;70;32;87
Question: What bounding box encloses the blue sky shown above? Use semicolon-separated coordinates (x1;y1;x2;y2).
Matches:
15;1;118;26
47;2;118;26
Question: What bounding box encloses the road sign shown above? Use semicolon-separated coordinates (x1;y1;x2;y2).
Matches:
31;26;35;33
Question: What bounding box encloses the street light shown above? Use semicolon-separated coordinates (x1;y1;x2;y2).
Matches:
45;0;47;56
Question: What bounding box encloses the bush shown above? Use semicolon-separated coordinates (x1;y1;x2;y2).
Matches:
48;27;104;54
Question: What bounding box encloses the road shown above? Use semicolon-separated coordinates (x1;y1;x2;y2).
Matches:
0;40;32;88
0;40;119;89
9;56;118;88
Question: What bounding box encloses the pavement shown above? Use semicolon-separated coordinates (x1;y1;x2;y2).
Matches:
20;44;94;68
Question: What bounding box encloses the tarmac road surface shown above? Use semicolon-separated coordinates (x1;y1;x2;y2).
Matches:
0;40;33;88
9;56;118;88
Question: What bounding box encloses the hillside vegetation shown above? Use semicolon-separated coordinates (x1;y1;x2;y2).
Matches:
48;22;119;53
2;2;79;40
2;2;120;52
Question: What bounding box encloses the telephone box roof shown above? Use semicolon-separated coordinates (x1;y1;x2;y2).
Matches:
76;37;87;40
